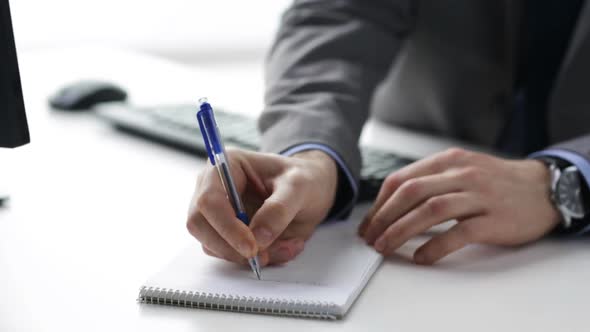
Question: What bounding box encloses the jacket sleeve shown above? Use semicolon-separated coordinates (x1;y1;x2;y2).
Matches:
258;0;417;187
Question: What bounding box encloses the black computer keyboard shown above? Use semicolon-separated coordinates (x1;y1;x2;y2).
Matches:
95;103;414;201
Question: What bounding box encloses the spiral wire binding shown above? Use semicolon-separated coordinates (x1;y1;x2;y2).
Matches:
137;286;339;320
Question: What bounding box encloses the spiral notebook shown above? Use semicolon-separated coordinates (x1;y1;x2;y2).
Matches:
137;205;382;319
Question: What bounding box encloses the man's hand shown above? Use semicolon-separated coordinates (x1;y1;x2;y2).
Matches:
187;149;338;267
359;148;561;265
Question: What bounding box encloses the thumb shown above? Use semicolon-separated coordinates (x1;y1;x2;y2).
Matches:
249;176;304;250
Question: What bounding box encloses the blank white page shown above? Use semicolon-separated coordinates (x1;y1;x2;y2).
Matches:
141;204;382;317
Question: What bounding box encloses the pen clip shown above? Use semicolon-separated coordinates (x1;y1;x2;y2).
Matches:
196;107;216;166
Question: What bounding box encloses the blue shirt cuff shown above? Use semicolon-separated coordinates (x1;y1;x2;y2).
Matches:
281;143;359;220
529;148;590;235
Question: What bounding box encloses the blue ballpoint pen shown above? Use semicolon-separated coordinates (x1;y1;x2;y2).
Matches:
196;97;262;280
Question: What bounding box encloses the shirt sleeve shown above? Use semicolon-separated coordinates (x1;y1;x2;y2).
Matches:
281;143;359;220
529;148;590;235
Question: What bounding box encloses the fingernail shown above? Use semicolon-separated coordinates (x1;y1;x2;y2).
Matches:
291;239;305;255
253;227;273;247
238;241;254;258
374;238;386;252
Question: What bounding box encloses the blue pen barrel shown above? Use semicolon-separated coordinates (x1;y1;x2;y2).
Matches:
198;101;224;155
216;154;247;217
236;211;250;226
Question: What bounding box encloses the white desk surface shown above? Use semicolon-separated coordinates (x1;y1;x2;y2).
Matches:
1;47;588;332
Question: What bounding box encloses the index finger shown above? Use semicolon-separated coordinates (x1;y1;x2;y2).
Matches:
249;175;305;250
196;166;258;258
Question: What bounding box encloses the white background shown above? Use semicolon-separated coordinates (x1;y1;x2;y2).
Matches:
10;0;292;64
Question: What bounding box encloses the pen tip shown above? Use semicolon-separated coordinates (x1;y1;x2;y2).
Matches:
198;97;208;105
249;257;262;280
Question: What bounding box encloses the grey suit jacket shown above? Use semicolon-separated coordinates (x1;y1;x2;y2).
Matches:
259;0;590;186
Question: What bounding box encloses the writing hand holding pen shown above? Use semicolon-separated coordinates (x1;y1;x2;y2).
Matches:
188;102;339;270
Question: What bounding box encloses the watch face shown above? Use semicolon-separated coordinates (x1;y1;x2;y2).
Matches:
556;167;586;218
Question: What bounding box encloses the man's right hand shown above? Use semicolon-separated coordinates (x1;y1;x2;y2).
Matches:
186;148;338;267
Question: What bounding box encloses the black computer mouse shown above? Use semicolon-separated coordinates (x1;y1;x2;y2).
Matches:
49;80;128;111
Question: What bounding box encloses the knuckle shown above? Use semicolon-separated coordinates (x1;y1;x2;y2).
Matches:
460;166;484;183
264;198;291;220
442;147;469;164
424;196;448;216
383;173;402;192
390;224;408;241
286;169;310;191
395;217;417;240
224;147;243;162
368;202;402;236
469;150;492;164
370;213;386;229
186;216;203;239
446;147;468;158
195;191;224;210
194;193;211;209
398;179;422;199
186;218;197;235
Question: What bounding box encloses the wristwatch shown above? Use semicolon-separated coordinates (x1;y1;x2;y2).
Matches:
542;158;589;230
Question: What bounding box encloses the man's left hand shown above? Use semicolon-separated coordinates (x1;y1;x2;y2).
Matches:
358;148;561;265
